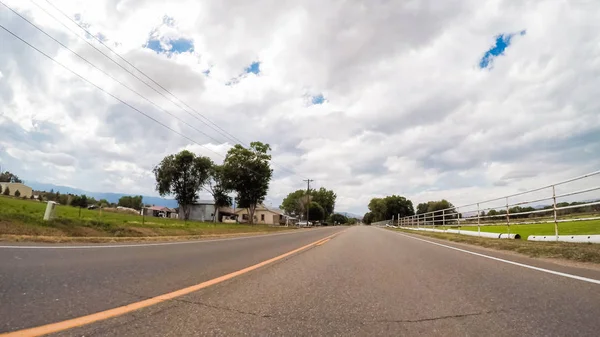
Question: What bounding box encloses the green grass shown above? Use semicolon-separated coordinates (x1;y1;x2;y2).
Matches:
0;196;293;240
438;220;600;238
391;228;600;264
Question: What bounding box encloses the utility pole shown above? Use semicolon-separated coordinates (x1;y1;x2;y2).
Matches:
303;179;313;224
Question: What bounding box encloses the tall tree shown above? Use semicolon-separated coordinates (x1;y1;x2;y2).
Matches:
222;142;273;225
330;213;348;225
0;171;23;183
206;164;232;221
311;187;337;219
308;202;325;222
363;212;374;224
367;195;414;222
416;202;429;215
154;150;213;220
415;199;457;224
280;189;309;217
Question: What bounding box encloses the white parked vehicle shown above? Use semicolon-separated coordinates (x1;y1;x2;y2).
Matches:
297;221;311;227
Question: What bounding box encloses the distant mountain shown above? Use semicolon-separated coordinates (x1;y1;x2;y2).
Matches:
27;182;179;208
337;211;363;219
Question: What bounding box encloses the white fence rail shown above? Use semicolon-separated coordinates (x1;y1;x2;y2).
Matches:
391;170;600;238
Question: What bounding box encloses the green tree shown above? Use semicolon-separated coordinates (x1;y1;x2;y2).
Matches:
367;195;414;222
363;212;374;224
14;190;20;197
280;189;310;218
368;198;386;221
207;164;232;220
30;194;35;200
154;150;213;220
3;186;10;196
330;213;348;225
222;142;273;225
311;187;337;219
118;196;143;210
0;171;23;183
308;202;325;222
71;195;81;207
98;199;110;207
79;195;88;208
0;185;2;194
416;202;429;215
487;209;499;217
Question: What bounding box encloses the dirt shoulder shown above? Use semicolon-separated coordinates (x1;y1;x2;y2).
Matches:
0;229;304;243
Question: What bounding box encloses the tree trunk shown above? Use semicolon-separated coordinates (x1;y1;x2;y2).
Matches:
181;204;191;220
248;204;256;225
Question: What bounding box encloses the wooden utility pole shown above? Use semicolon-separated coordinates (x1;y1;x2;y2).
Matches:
303;179;314;223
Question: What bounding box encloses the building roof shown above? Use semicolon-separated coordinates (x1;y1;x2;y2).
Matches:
191;200;215;205
234;205;285;215
145;206;175;212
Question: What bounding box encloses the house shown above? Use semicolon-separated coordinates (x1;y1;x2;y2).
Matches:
234;205;291;225
142;206;177;218
183;200;215;222
0;182;33;198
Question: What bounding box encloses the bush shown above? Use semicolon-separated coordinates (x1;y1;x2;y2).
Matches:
3;186;9;195
14;190;21;197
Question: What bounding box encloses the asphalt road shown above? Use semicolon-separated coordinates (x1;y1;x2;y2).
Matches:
2;226;600;336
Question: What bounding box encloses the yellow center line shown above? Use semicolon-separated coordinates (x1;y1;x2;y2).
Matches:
316;238;330;246
1;230;346;337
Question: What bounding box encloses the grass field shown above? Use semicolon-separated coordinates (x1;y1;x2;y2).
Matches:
0;196;293;240
391;228;600;264
437;220;600;238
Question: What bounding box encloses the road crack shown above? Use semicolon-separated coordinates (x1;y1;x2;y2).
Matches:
375;309;502;324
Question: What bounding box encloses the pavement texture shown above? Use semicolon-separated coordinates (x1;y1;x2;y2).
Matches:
2;226;600;336
0;227;344;333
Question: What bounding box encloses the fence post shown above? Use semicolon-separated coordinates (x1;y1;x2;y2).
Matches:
552;185;559;239
442;209;445;229
456;207;460;228
477;203;481;236
505;197;510;236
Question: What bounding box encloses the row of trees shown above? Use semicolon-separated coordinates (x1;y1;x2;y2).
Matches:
280;187;337;222
117;196;143;210
363;195;414;224
154;141;273;223
0;171;23;183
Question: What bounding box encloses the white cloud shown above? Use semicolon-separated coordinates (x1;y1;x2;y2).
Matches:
1;0;600;214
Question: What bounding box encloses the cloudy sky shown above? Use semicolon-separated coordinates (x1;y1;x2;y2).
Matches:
1;0;599;214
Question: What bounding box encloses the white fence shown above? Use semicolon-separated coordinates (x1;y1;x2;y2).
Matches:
393;170;600;237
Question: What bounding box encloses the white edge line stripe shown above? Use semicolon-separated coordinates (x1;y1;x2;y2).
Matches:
391;230;600;285
0;228;332;249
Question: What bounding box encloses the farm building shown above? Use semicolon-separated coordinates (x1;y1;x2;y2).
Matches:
0;183;33;198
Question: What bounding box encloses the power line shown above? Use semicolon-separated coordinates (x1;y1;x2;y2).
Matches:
0;24;222;157
32;0;309;179
0;22;294;186
38;0;247;147
0;1;230;146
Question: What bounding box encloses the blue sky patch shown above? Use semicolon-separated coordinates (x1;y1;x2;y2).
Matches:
169;38;194;53
145;39;164;53
245;61;260;75
479;30;526;69
144;37;194;54
311;93;326;105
